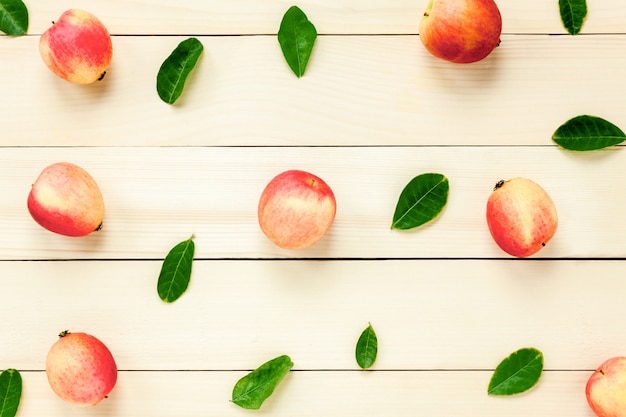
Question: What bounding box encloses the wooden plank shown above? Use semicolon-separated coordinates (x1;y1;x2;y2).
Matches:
18;0;626;35
2;2;625;416
1;146;625;260
1;260;624;371
2;35;624;147
14;370;591;416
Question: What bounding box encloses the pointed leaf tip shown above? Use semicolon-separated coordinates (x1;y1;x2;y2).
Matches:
157;235;195;303
232;355;293;409
356;323;378;369
278;6;317;77
392;173;449;230
488;347;544;396
157;37;204;104
553;115;626;151
559;0;587;35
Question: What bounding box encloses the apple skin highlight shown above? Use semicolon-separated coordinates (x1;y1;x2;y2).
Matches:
39;9;113;84
258;170;337;250
586;357;626;417
46;331;118;406
27;162;105;237
419;0;502;63
486;178;557;258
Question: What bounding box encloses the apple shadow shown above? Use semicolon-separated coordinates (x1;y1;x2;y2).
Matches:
416;35;505;91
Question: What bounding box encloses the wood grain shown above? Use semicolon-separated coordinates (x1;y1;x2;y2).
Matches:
19;0;626;35
1;146;624;260
1;35;625;146
1;1;624;416
1;260;623;371
15;370;591;416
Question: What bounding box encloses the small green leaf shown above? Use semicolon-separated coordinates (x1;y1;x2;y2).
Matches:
559;0;587;35
391;173;449;230
278;6;317;77
553;115;626;151
355;323;378;370
157;235;195;303
0;369;22;417
232;355;293;410
0;0;28;36
157;37;203;104
488;347;544;396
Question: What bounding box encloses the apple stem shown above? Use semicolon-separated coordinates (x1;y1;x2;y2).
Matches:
493;180;505;191
309;179;316;187
58;330;70;338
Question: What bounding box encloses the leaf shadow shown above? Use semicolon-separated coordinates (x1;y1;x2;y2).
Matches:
556;144;623;164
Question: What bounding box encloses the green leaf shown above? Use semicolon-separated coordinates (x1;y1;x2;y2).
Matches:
553;115;626;151
278;6;317;77
0;369;22;417
559;0;587;35
0;0;28;36
488;347;544;396
156;37;203;104
391;173;449;230
232;355;293;410
355;323;378;370
157;235;195;303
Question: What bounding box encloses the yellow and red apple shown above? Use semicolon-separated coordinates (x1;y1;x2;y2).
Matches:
419;0;502;63
258;170;337;250
46;331;118;406
39;9;113;84
27;162;105;237
586;356;626;417
486;178;558;258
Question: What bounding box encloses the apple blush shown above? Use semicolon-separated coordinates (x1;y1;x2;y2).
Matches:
46;331;118;406
27;162;105;237
486;178;558;258
419;0;502;63
39;9;113;84
586;356;626;417
258;169;337;250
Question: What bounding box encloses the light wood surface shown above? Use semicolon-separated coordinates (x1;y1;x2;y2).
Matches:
0;0;623;416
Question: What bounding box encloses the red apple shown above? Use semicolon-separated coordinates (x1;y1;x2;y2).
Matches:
39;9;113;84
258;170;337;250
419;0;502;63
586;357;626;417
27;162;105;237
486;178;557;258
46;331;117;406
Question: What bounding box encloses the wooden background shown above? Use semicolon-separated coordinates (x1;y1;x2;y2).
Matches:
1;0;625;415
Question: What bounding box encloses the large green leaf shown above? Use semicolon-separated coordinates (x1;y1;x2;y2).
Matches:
277;6;317;77
391;173;449;230
559;0;587;35
0;369;22;417
355;323;378;370
156;37;204;104
488;347;544;396
157;236;195;303
553;115;626;151
232;355;293;410
0;0;28;36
